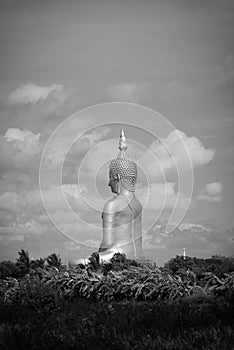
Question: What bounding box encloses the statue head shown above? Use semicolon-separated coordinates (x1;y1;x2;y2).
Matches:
108;130;137;193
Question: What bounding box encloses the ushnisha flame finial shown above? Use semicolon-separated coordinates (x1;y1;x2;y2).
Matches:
118;129;128;159
118;129;127;152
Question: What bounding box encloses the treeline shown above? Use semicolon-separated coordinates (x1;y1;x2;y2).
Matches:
1;249;234;280
0;250;140;280
163;255;234;277
0;250;62;279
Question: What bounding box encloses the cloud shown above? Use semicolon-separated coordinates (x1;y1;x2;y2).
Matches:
143;233;165;250
82;239;99;249
0;123;110;193
108;81;149;102
9;83;64;104
64;241;81;252
198;182;222;203
0;218;47;245
179;222;211;233
142;220;234;260
64;126;111;166
44;124;110;167
136;182;193;233
0;123;111;245
138;129;215;181
0;128;41;178
0;183;103;247
0;184;88;215
204;182;222;196
1;82;81;141
4;128;41;155
176;221;234;256
138;182;188;211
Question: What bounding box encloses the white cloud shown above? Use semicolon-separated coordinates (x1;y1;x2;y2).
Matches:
137;182;192;215
143;234;165;250
83;239;99;249
198;182;222;203
0;128;41;177
44;125;110;167
108;81;149;102
197;194;222;203
141;219;234;259
204;182;222;196
4;128;41;156
0;185;88;215
64;241;81;251
0;184;103;247
0;218;47;245
80;127;110;145
179;222;212;233
169;221;234;257
138;129;214;181
9;83;64;104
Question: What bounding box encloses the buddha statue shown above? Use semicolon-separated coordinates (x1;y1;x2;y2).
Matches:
98;130;144;261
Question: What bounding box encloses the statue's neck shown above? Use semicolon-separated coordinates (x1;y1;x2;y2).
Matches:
118;188;135;197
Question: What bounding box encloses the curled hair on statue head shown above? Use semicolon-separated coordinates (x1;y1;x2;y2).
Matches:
109;130;138;192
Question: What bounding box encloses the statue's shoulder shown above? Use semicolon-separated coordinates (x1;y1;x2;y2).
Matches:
103;196;119;214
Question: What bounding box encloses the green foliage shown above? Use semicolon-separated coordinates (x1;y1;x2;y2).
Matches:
0;297;233;350
88;252;100;271
30;258;45;269
0;261;21;279
4;263;233;304
1;252;234;304
164;255;234;277
46;253;62;268
0;275;61;312
99;253;140;274
1;251;234;349
16;249;30;276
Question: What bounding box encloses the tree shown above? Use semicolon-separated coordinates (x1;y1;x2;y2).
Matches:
0;260;21;279
163;255;198;275
88;252;100;271
30;258;45;269
164;256;185;275
109;253;139;271
16;249;30;276
46;253;62;268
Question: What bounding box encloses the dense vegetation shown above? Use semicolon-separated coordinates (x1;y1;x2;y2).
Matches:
0;250;234;349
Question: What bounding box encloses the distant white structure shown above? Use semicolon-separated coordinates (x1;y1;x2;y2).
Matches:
183;247;186;260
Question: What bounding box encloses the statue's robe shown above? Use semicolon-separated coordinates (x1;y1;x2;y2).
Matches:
98;194;143;260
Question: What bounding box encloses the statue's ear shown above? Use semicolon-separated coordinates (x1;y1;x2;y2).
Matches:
116;173;120;182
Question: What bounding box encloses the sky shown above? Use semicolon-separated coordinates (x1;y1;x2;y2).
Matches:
0;0;233;265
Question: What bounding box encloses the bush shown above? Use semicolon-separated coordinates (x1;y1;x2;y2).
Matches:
0;296;233;350
1;251;234;349
0;261;21;279
46;253;62;268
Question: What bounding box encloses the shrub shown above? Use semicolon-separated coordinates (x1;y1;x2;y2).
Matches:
0;261;21;279
46;253;62;268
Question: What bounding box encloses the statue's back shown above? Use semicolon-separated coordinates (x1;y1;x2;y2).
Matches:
100;194;143;259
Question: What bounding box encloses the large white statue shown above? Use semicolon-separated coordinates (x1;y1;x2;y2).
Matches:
98;130;144;261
